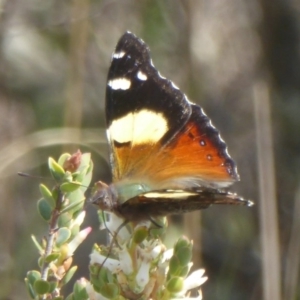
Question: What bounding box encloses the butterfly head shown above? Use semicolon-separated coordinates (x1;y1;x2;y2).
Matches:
90;181;117;212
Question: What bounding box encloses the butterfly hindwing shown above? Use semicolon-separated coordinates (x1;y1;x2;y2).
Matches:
140;104;239;189
116;188;250;221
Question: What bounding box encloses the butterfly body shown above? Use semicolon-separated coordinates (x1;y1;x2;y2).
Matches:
93;181;250;222
92;32;252;221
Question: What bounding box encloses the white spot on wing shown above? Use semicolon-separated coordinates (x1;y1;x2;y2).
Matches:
143;191;198;199
109;109;168;144
157;71;166;79
218;132;225;143
184;95;193;104
224;148;230;156
171;81;179;90
160;176;235;189
137;71;147;81
108;78;131;90
113;51;125;59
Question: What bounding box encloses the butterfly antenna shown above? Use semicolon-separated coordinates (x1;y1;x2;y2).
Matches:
18;172;91;189
18;172;53;181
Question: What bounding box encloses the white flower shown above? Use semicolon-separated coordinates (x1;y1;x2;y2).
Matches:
85;282;109;300
105;213;130;243
162;248;174;262
137;240;162;261
118;247;133;275
135;259;151;292
171;269;207;299
183;269;208;292
70;211;86;228
135;220;151;230
90;249;120;273
151;244;163;259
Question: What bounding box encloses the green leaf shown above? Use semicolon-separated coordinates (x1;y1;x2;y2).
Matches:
64;189;85;216
61;266;78;286
60;182;81;193
31;235;43;252
177;246;192;266
133;226;148;244
89;264;100;277
92;284;101;294
37;199;52;221
48;281;58;293
73;280;89;300
166;276;184;293
24;279;36;299
73;153;92;184
34;279;50;295
60;197;85;214
148;217;167;238
100;283;119;299
174;236;190;252
168;256;181;275
97;266;110;283
48;157;65;181
69;187;84;200
56;227;71;247
73;187;86;200
58;153;71;167
52;188;59;202
64;171;73;182
58;212;73;228
39;184;55;208
70;224;80;238
178;265;189;277
26;270;41;286
80;160;93;188
38;257;44;268
77;153;91;172
45;253;60;263
53;297;64;300
90;275;100;292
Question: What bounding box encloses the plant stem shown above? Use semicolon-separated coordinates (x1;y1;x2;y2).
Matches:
41;189;63;280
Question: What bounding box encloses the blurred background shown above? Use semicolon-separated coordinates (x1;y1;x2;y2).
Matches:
0;0;299;299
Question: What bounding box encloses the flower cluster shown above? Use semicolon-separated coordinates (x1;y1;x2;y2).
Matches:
88;213;207;300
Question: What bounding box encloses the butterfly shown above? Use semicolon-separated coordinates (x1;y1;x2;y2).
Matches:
92;32;252;222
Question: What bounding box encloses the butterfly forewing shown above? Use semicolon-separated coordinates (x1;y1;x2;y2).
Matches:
105;32;239;200
106;33;191;181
